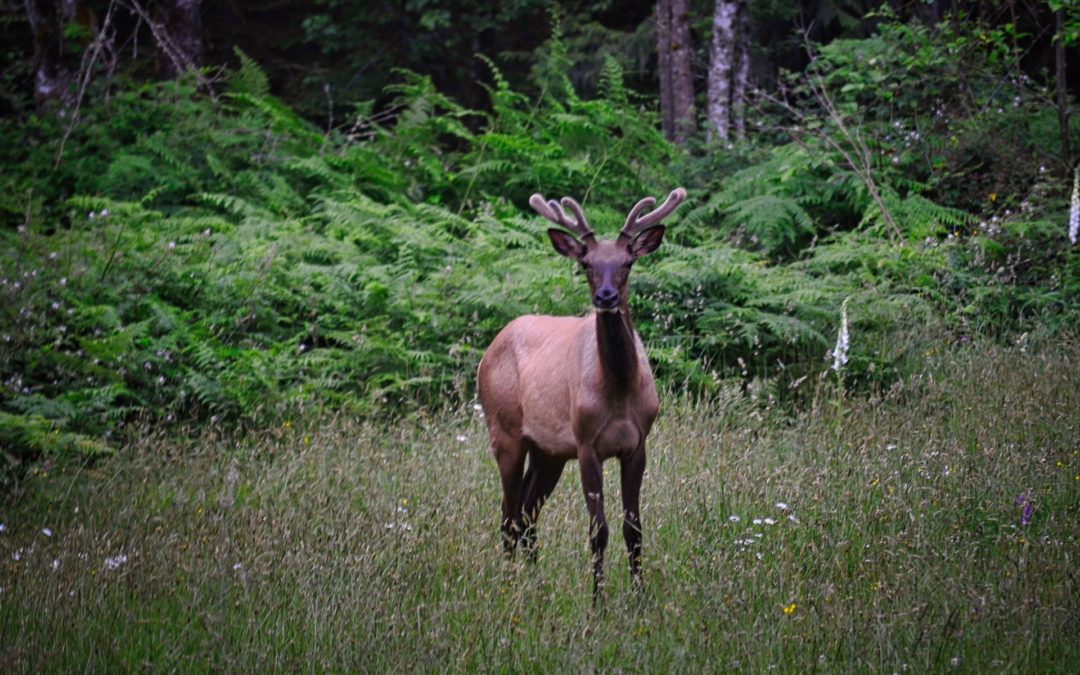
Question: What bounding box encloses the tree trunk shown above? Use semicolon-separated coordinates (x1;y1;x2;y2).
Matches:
25;0;90;109
707;1;737;143
1056;8;1071;172
707;0;750;143
669;0;694;145
732;0;750;140
657;0;675;140
157;0;202;76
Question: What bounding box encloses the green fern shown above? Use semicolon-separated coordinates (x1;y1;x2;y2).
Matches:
228;47;271;97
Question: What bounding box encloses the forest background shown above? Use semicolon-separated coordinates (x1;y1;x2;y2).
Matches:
1;0;1076;470
0;1;1079;671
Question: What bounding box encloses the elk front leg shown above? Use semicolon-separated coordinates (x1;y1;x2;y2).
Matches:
620;449;646;591
579;449;608;601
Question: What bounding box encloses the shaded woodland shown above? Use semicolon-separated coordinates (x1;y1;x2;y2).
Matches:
0;1;1077;474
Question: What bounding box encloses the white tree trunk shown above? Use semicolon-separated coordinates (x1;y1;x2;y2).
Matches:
732;0;750;140
707;0;737;143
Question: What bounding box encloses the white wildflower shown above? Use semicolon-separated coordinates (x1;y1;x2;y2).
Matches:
167;241;176;250
104;554;128;570
1069;165;1079;245
455;434;467;443
831;298;850;372
51;558;60;571
775;502;789;511
233;562;243;571
0;523;5;533
42;527;53;537
752;518;763;525
763;518;777;525
728;514;741;522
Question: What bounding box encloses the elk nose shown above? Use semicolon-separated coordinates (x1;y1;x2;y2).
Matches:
594;287;618;309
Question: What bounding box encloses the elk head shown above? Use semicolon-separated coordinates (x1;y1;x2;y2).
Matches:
528;189;687;313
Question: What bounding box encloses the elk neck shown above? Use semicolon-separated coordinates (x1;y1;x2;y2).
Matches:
594;304;640;391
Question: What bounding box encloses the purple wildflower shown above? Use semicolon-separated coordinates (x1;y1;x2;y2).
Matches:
1016;492;1033;526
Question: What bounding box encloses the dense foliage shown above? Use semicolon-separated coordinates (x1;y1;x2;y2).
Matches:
1;13;1078;483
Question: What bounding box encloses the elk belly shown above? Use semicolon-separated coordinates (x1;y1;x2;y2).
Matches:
522;425;580;459
593;418;641;459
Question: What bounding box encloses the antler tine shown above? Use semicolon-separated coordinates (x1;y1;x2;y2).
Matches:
559;196;594;240
528;193;594;240
620;197;656;236
619;187;688;240
528;193;561;223
547;198;593;239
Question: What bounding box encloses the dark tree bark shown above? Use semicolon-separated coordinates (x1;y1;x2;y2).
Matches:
1055;7;1071;171
25;0;93;109
657;0;674;140
657;0;694;145
145;0;200;76
157;0;202;76
669;0;695;145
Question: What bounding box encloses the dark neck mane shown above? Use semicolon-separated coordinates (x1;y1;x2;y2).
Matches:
595;306;638;391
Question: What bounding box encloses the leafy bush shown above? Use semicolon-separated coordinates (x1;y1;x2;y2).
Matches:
1;15;1077;483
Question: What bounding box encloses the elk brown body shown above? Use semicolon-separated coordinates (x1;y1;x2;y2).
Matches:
476;188;687;598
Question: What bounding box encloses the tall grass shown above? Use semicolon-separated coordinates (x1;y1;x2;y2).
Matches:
2;339;1078;671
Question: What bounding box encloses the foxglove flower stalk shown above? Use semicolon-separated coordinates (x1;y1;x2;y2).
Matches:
1070;166;1079;245
831;298;850;372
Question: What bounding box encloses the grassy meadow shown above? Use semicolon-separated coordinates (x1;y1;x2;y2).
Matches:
2;337;1078;672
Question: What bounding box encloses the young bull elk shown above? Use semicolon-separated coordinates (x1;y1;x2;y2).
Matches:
477;188;688;597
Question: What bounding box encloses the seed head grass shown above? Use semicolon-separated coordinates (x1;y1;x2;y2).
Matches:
1;339;1078;671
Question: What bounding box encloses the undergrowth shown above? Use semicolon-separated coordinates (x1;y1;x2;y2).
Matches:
1;23;1078;479
1;339;1077;671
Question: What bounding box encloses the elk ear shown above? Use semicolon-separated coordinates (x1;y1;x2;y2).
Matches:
548;228;587;260
628;225;665;260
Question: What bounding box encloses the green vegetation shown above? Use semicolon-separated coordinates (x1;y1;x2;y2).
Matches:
3;21;1076;474
2;339;1077;670
1;4;1079;668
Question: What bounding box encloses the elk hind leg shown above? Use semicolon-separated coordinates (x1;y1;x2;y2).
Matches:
520;449;566;560
495;442;526;556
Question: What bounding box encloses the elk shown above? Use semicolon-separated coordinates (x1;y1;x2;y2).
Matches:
477;187;688;598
